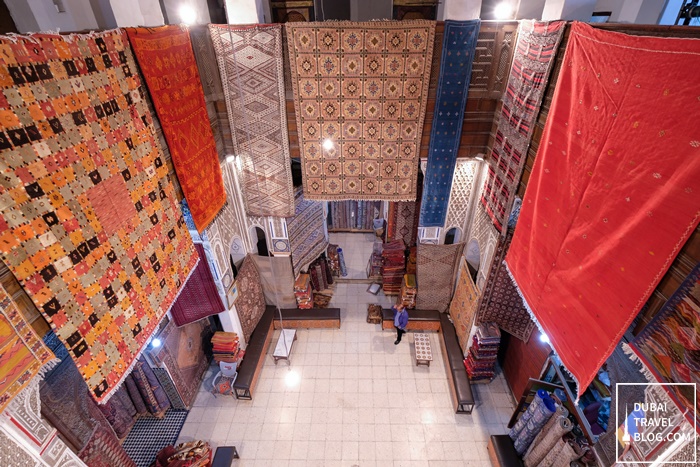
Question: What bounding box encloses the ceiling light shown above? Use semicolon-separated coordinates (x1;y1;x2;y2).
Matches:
494;2;514;20
475;155;484;162
322;139;334;151
225;155;236;163
179;5;197;25
539;333;550;344
150;337;162;348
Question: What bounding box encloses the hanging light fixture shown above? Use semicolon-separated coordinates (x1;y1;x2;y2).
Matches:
179;4;197;25
494;2;515;20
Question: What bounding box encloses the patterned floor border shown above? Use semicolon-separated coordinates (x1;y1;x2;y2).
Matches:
122;409;189;467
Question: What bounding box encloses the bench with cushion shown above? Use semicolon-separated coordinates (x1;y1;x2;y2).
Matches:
273;307;341;329
439;313;475;414
232;307;274;400
487;435;523;467
381;308;441;332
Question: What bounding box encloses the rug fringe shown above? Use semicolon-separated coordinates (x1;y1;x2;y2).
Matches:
503;260;584;403
621;343;658;385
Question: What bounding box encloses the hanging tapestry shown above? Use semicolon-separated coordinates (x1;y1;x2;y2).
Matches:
287;187;329;275
479;261;535;342
287;21;436;200
416;242;465;312
79;426;137;467
235;255;266;343
420;19;480;227
449;258;479;352
40;358;113;451
505;22;700;396
0;285;56;413
209;24;295;218
170;244;225;327
629;264;700;431
252;255;297;309
126;26;226;232
0;30;198;403
146;318;211;409
388;170;423;246
476;227;535;342
480;20;564;232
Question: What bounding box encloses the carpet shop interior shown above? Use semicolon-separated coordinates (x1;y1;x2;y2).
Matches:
1;1;699;466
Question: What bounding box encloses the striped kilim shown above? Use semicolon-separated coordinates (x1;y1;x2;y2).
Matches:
480;20;564;232
0;30;197;402
287;21;436;201
209;24;295;217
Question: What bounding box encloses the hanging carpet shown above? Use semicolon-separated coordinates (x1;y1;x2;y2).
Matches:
420;19;480;227
126;26;226;232
235;255;266;343
252;255;297;309
209;24;295;218
287;21;436;201
505;22;700;397
449;258;479;353
629;264;700;432
388;169;423;247
79;426;137;467
0;30;198;403
416;243;465;313
169;244;225;327
0;284;56;413
480;20;564;233
476;229;535;342
288;187;329;276
147;319;211;409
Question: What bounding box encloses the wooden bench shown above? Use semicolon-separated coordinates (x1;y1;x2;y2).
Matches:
381;308;441;332
487;435;524;467
273;307;341;329
439;313;475;414
232;307;274;400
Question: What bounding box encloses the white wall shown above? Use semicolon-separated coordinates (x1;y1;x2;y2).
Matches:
223;0;261;23
163;0;211;24
139;0;165;25
4;0;41;32
516;0;547;19
593;0;666;23
350;0;391;21
8;0;99;33
442;0;482;20
542;0;597;20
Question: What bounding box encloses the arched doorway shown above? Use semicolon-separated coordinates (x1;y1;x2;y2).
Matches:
444;227;462;245
465;238;480;282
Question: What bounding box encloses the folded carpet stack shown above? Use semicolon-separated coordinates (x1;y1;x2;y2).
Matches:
400;274;417;309
309;256;333;292
211;332;242;363
464;322;501;383
381;239;406;295
327;244;341;276
406;246;417;275
368;241;383;278
294;274;313;309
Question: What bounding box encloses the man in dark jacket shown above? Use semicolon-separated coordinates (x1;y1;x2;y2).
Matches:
392;304;408;345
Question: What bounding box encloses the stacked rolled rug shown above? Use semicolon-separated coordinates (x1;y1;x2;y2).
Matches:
509;390;557;455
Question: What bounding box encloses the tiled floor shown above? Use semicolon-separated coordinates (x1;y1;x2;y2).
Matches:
177;283;516;466
328;232;379;280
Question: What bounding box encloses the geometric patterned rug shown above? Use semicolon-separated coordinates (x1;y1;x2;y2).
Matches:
209;24;295;217
416;242;466;313
122;409;189;467
287;21;436;201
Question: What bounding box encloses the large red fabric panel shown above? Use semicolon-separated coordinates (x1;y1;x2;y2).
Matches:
126;26;226;232
505;22;700;395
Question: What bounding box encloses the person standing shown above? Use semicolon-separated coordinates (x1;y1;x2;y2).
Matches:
393;303;408;345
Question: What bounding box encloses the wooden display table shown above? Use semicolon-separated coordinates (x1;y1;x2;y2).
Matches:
414;333;433;366
272;329;297;365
